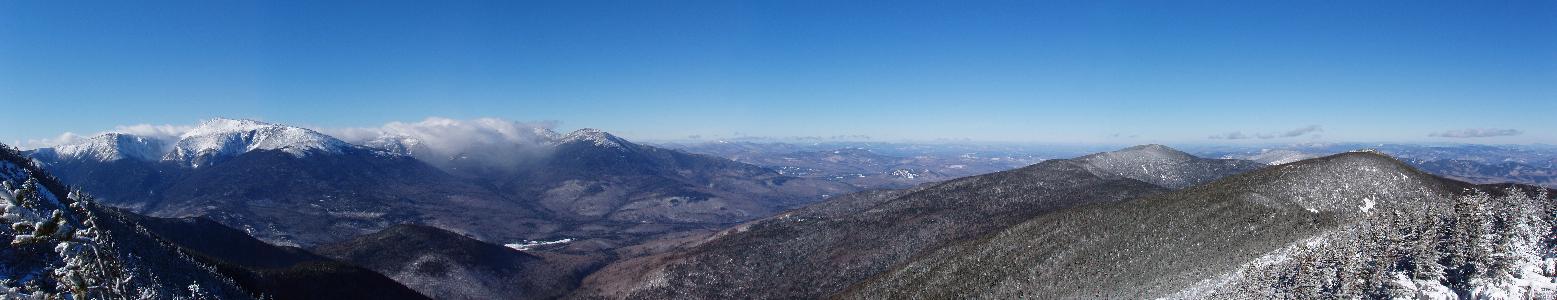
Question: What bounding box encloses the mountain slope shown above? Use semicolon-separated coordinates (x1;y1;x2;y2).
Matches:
316;224;601;300
0;144;253;299
101;209;430;300
573;145;1251;299
150;148;548;247
1;143;429;299
843;151;1540;298
505;129;856;225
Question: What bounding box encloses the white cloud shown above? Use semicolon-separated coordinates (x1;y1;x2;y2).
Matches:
325;117;562;168
1208;132;1252;140
1276;125;1323;138
111;124;194;142
23;132;87;149
20;123;195;150
1209;125;1323;140
1429;128;1523;138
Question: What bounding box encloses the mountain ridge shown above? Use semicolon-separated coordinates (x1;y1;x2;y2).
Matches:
573;145;1255;299
842;150;1542;299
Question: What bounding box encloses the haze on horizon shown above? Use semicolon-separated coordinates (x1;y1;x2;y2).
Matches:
2;1;1554;145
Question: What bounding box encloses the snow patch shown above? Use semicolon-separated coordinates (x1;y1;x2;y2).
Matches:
505;238;574;251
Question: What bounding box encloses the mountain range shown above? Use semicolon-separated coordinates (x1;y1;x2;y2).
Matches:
26;118;854;248
11;122;1557;299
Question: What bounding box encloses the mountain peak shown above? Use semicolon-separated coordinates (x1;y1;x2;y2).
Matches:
166;118;352;166
41;132;165;162
560;128;631;149
1212;150;1449;215
1113;144;1194;160
1304;150;1415;171
1074;144;1264;189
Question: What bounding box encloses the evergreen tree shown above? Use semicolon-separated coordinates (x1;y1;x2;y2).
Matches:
1293;250;1325;299
1487;213;1519;283
1412;218;1444;281
1447;193;1488;291
15;178;40;208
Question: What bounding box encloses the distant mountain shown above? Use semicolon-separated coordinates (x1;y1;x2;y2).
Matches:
148;147;547;247
165;118;357;167
1202;144;1557;188
667;143;1049;190
1073;144;1267;189
1412;159;1557;188
1244;149;1319;165
0;143;426;299
506;129;856;224
843;151;1556;298
316;225;602;300
28;133;166;162
358;127;860;249
574;145;1253;299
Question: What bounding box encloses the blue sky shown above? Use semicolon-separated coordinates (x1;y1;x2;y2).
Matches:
2;0;1554;145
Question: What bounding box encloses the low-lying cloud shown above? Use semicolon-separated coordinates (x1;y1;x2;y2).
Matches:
23;132;87;149
23;123;195;149
1429;128;1523;138
1209;125;1324;140
327;117;562;168
112;124;195;142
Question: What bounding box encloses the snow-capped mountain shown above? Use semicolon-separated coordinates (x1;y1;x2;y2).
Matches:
559;128;630;150
30;118;361;168
29;133;165;162
164;118;356;167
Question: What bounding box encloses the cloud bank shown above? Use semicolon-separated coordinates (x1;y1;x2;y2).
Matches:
1429;128;1523;138
326;117;562;169
1209;125;1324;140
23;123;195;149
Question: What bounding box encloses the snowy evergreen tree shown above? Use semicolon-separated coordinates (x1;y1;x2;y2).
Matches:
1446;192;1489;292
1292;250;1325;299
1412;218;1445;281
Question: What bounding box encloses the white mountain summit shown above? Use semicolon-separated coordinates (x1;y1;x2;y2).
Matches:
559;128;630;150
163;118;354;167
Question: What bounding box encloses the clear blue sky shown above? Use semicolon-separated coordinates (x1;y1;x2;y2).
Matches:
2;0;1554;145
